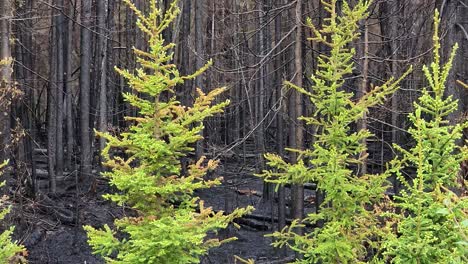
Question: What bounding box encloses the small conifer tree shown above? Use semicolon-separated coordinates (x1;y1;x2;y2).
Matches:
84;1;252;263
257;0;410;262
382;10;467;263
0;161;25;264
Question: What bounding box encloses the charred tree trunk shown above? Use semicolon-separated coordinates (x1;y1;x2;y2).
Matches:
65;0;75;171
195;0;204;159
17;0;36;196
357;18;369;175
56;0;65;182
79;0;93;184
274;0;287;242
256;0;267;198
48;3;58;193
381;0;401;194
290;0;304;226
97;0;109;172
179;0;191;106
0;0;12;176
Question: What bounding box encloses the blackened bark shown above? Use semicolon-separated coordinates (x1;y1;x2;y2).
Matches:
97;0;109;172
79;0;93;184
195;0;204;159
65;0;74;171
291;0;304;226
179;0;191;105
357;18;369;175
0;0;12;176
48;3;58;193
56;0;65;181
275;0;286;234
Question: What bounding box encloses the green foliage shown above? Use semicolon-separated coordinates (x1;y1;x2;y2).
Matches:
84;1;252;263
0;161;25;264
382;10;468;263
257;0;410;263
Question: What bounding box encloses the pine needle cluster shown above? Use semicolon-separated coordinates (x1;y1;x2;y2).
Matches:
84;1;252;263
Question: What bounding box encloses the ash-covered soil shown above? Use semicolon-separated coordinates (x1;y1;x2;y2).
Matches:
10;159;309;263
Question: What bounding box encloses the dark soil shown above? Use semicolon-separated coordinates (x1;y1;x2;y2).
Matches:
10;159;312;263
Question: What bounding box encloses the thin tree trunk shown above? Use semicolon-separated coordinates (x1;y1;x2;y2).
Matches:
274;0;287;247
80;0;93;184
48;3;58;193
357;18;369;175
257;0;267;198
65;0;74;171
195;0;204;159
389;0;400;194
107;0;116;128
56;0;65;181
0;0;12;176
288;37;297;213
291;0;304;225
23;0;36;196
179;0;191;106
97;0;109;172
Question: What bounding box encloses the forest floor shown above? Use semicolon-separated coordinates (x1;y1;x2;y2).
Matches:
10;157;316;264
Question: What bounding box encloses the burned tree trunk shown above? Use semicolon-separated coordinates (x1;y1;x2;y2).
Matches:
79;0;93;184
195;0;204;159
290;0;304;225
0;0;12;174
65;0;75;171
47;3;58;193
97;0;109;172
56;0;65;182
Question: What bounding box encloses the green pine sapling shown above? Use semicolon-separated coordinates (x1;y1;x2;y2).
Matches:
84;1;252;263
383;10;467;263
0;161;25;264
257;0;410;262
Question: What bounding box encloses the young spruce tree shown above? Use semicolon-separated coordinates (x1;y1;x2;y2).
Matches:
257;0;410;262
84;1;251;263
0;161;25;263
382;11;467;263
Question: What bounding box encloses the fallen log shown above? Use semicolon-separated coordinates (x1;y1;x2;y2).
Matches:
192;204;316;230
284;182;316;190
234;218;269;231
257;256;296;264
239;213;316;228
